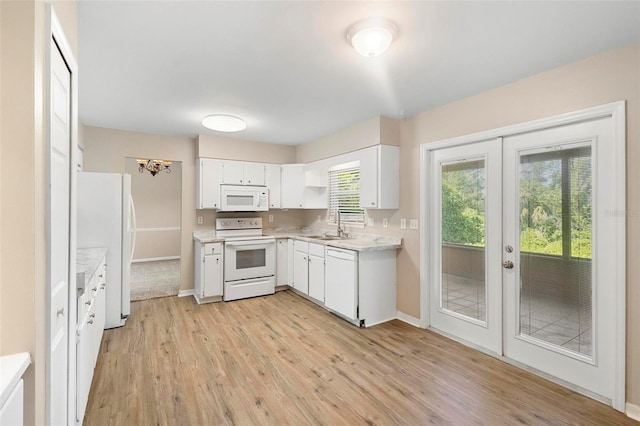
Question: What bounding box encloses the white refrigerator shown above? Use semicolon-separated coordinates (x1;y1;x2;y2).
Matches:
77;172;136;329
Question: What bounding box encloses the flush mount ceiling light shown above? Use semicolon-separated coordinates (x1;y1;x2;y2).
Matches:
346;17;398;58
202;114;247;132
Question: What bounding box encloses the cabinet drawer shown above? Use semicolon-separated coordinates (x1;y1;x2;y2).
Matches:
294;240;309;253
204;242;222;255
309;243;325;257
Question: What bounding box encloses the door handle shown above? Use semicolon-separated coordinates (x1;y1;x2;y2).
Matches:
503;260;514;269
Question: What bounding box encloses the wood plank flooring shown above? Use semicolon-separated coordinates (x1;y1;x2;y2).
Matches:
84;290;635;425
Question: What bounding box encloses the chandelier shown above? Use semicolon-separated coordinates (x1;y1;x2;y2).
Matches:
136;158;172;176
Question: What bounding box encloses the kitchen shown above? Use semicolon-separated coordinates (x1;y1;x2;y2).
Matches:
1;1;639;425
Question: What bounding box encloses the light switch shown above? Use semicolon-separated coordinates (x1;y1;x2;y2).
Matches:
197;216;203;225
400;218;407;229
367;217;374;226
268;214;274;223
383;218;389;228
410;219;419;230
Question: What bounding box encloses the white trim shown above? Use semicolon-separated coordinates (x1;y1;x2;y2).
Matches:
178;289;194;298
132;256;180;263
419;101;626;411
396;311;421;328
626;403;640;421
135;227;181;233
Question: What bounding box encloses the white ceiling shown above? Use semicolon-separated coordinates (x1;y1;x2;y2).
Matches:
77;1;640;145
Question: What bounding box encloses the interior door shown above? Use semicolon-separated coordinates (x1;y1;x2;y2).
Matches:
429;139;503;354
48;37;71;425
503;116;619;402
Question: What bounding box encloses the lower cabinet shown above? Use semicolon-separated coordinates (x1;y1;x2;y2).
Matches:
276;238;291;286
194;241;223;304
292;241;325;303
76;256;106;424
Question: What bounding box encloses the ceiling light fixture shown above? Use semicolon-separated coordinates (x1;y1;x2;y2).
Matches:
202;114;247;132
346;17;398;58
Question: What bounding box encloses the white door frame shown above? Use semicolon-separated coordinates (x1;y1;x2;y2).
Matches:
419;101;626;410
46;6;79;423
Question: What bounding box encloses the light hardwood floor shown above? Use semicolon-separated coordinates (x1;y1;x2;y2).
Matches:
84;291;635;425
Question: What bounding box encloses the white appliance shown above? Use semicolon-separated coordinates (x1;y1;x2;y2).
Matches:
325;247;358;321
216;218;275;301
77;172;136;329
219;185;269;212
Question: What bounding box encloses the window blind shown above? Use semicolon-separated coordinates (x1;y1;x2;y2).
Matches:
328;167;364;224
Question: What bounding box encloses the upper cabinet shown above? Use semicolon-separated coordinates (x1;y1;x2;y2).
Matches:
281;164;305;209
359;145;399;209
265;164;282;209
221;161;266;186
197;158;222;209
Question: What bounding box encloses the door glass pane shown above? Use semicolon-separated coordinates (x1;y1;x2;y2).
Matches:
519;147;592;357
441;160;486;322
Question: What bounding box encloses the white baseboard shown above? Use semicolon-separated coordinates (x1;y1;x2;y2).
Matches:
396;311;421;327
626;403;640;421
178;289;194;298
132;256;180;263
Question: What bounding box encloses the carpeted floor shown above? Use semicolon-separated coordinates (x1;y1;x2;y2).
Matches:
130;259;180;301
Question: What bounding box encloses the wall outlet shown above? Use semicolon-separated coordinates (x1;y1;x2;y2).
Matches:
400;218;407;229
268;214;274;223
410;219;419;230
367;217;374;226
383;218;389;228
197;216;203;225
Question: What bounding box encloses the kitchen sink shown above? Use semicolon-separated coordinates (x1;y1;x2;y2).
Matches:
306;235;346;241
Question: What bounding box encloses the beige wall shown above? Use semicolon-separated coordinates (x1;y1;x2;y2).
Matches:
296;116;400;163
197;133;296;163
125;158;181;261
0;1;78;424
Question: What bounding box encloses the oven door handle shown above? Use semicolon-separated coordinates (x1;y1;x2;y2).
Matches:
225;240;275;248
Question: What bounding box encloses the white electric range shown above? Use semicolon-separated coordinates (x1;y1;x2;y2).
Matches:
216;218;276;301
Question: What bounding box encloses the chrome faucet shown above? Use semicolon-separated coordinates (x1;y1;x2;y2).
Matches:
336;210;345;238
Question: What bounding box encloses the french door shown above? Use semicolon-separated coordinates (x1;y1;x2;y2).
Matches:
427;110;624;407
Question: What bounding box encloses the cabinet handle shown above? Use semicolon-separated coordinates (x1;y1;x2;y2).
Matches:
85;300;92;306
240;179;243;183
90;313;96;318
57;307;65;317
88;319;94;325
248;180;251;184
98;274;103;278
371;202;375;206
92;287;97;292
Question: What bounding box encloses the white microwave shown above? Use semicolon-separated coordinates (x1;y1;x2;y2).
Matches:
219;185;269;212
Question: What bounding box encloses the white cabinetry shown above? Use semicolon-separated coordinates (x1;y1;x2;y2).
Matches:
197;158;222;209
0;353;30;426
76;255;107;424
194;241;223;304
359;145;399;209
308;243;325;302
222;161;265;186
293;240;309;294
292;241;325;302
281;164;305;208
276;238;290;285
266;164;282;209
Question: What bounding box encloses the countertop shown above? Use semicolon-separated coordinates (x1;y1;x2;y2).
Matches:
77;247;108;292
0;352;30;408
193;228;402;252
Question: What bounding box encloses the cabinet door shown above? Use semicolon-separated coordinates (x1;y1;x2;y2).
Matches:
199;158;222;209
244;162;266;186
266;164;282;209
203;254;223;297
221;161;245;185
276;239;289;285
359;146;379;208
281;165;305;208
293;250;309;294
308;253;325;302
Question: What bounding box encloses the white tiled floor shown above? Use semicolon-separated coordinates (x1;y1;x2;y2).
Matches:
441;273;592;356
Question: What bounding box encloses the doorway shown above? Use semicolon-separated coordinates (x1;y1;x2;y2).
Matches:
125;158;182;301
422;103;625;409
